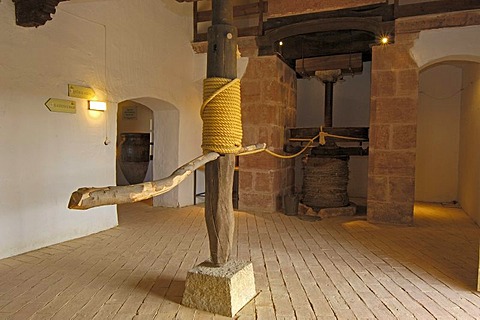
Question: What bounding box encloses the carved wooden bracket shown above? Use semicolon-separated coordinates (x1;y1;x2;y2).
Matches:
13;0;67;27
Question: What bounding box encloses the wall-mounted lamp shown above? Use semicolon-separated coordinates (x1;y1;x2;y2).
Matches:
88;100;107;111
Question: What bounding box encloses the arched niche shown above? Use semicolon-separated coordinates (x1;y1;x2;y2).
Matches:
118;97;180;208
411;25;480;225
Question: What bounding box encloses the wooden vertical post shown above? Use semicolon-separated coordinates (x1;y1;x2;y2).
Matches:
258;0;264;36
205;0;237;266
324;81;334;127
193;1;198;42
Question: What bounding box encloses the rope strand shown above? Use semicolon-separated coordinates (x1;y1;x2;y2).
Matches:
201;78;242;154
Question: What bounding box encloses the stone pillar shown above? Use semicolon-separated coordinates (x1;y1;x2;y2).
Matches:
239;56;297;212
368;33;419;225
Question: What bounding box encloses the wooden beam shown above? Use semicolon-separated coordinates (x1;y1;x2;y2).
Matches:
287;127;369;141
258;0;265;36
257;16;393;57
263;3;394;31
205;0;237;267
311;146;368;156
279;30;374;59
195;26;259;42
295;53;363;77
14;0;65;27
68;152;220;210
196;2;268;23
68;144;265;210
263;17;386;43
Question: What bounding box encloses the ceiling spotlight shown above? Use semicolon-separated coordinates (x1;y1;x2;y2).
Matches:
380;36;389;45
279;41;283;46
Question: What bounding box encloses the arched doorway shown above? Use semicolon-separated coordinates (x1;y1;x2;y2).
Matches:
416;60;480;222
415;62;463;204
414;59;480;292
116;97;180;208
411;25;480;224
117;101;154;187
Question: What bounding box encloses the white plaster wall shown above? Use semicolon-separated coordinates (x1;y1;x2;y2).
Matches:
415;64;462;202
296;63;371;198
459;63;480;224
0;0;200;258
117;103;153;134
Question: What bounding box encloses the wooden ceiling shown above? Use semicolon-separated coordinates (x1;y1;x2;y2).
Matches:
260;0;480;74
186;0;480;76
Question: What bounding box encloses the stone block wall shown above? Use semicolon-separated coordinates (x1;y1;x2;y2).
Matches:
368;33;419;225
239;56;296;212
368;10;480;225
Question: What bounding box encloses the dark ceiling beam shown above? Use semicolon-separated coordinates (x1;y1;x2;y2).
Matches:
295;53;364;77
262;17;387;42
282;38;375;61
196;1;268;23
257;17;393;56
13;0;67;27
278;30;375;60
263;3;394;31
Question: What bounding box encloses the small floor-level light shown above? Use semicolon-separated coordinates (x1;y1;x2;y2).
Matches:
88;100;107;111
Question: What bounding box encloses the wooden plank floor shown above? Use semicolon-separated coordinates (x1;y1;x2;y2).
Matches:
0;202;479;319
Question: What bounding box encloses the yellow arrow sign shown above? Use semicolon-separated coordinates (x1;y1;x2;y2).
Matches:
45;98;76;114
68;84;96;100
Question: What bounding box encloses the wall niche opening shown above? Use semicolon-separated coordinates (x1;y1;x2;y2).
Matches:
116;98;180;208
415;60;480;225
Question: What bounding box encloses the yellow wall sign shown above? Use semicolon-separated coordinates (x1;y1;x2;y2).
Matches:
68;84;96;100
45;98;76;114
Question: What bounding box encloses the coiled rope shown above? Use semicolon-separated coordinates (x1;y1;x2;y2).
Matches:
201;77;242;154
201;78;364;159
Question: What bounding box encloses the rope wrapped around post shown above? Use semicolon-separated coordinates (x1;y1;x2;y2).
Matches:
201;77;242;154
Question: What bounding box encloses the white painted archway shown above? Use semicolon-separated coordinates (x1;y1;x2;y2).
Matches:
411;25;480;70
122;97;180;208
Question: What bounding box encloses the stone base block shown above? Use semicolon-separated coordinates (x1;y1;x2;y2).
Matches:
182;260;256;317
319;204;356;218
298;202;356;219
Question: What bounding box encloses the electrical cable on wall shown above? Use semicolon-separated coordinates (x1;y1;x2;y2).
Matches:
419;79;478;100
59;8;111;145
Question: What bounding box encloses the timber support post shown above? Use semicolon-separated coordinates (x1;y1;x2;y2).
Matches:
204;0;237;267
182;1;256;316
